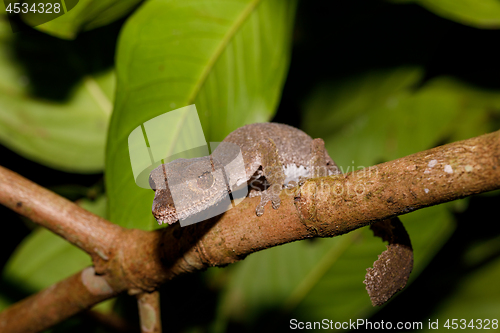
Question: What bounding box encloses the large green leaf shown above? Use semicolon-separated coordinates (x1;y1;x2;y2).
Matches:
107;0;297;229
0;17;113;173
391;0;500;29
23;0;143;39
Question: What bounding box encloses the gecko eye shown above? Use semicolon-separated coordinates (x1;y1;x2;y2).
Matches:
197;171;214;190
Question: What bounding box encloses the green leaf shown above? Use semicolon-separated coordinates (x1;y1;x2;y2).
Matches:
0;17;113;173
3;228;92;291
391;0;500;29
212;205;454;328
107;0;297;229
24;0;143;40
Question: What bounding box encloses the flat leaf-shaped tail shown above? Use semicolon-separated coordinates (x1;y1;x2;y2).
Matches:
364;217;413;306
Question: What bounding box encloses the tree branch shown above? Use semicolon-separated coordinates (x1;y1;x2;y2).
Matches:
0;267;119;332
0;130;498;332
0;165;125;270
295;128;500;237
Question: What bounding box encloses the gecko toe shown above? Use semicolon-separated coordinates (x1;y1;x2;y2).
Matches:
256;194;270;216
256;205;265;216
271;197;281;210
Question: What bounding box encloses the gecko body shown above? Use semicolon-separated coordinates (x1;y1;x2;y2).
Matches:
149;123;340;225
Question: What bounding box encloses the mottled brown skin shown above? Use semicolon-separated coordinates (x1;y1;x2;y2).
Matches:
364;217;413;306
224;123;339;179
150;123;340;225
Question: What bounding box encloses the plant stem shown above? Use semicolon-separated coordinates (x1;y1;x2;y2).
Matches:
0;267;120;333
0;165;124;268
137;291;162;333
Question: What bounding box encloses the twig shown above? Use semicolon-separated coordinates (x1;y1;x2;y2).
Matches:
0;165;125;270
0;267;119;332
137;291;162;333
0;130;498;332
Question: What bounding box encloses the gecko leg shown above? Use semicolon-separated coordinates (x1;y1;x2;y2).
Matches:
255;138;286;216
309;138;340;178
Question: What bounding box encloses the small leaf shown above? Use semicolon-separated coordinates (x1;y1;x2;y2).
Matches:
3;228;92;291
25;0;144;39
391;0;500;29
1;196;114;313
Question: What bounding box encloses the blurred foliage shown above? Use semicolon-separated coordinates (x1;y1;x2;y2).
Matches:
4;0;144;39
303;68;500;168
0;0;499;332
0;17;114;172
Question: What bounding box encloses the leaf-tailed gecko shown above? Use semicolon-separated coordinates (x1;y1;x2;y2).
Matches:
148;122;413;307
149;123;340;225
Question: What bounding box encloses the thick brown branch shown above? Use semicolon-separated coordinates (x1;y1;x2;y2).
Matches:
295;129;500;236
0;130;498;332
0;165;124;268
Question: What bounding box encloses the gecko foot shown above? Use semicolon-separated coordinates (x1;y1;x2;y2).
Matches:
255;189;281;216
298;176;308;186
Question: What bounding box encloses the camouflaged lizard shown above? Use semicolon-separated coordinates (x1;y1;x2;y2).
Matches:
148;122;413;306
149;122;340;225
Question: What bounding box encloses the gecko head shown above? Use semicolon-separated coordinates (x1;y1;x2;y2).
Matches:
149;156;230;225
